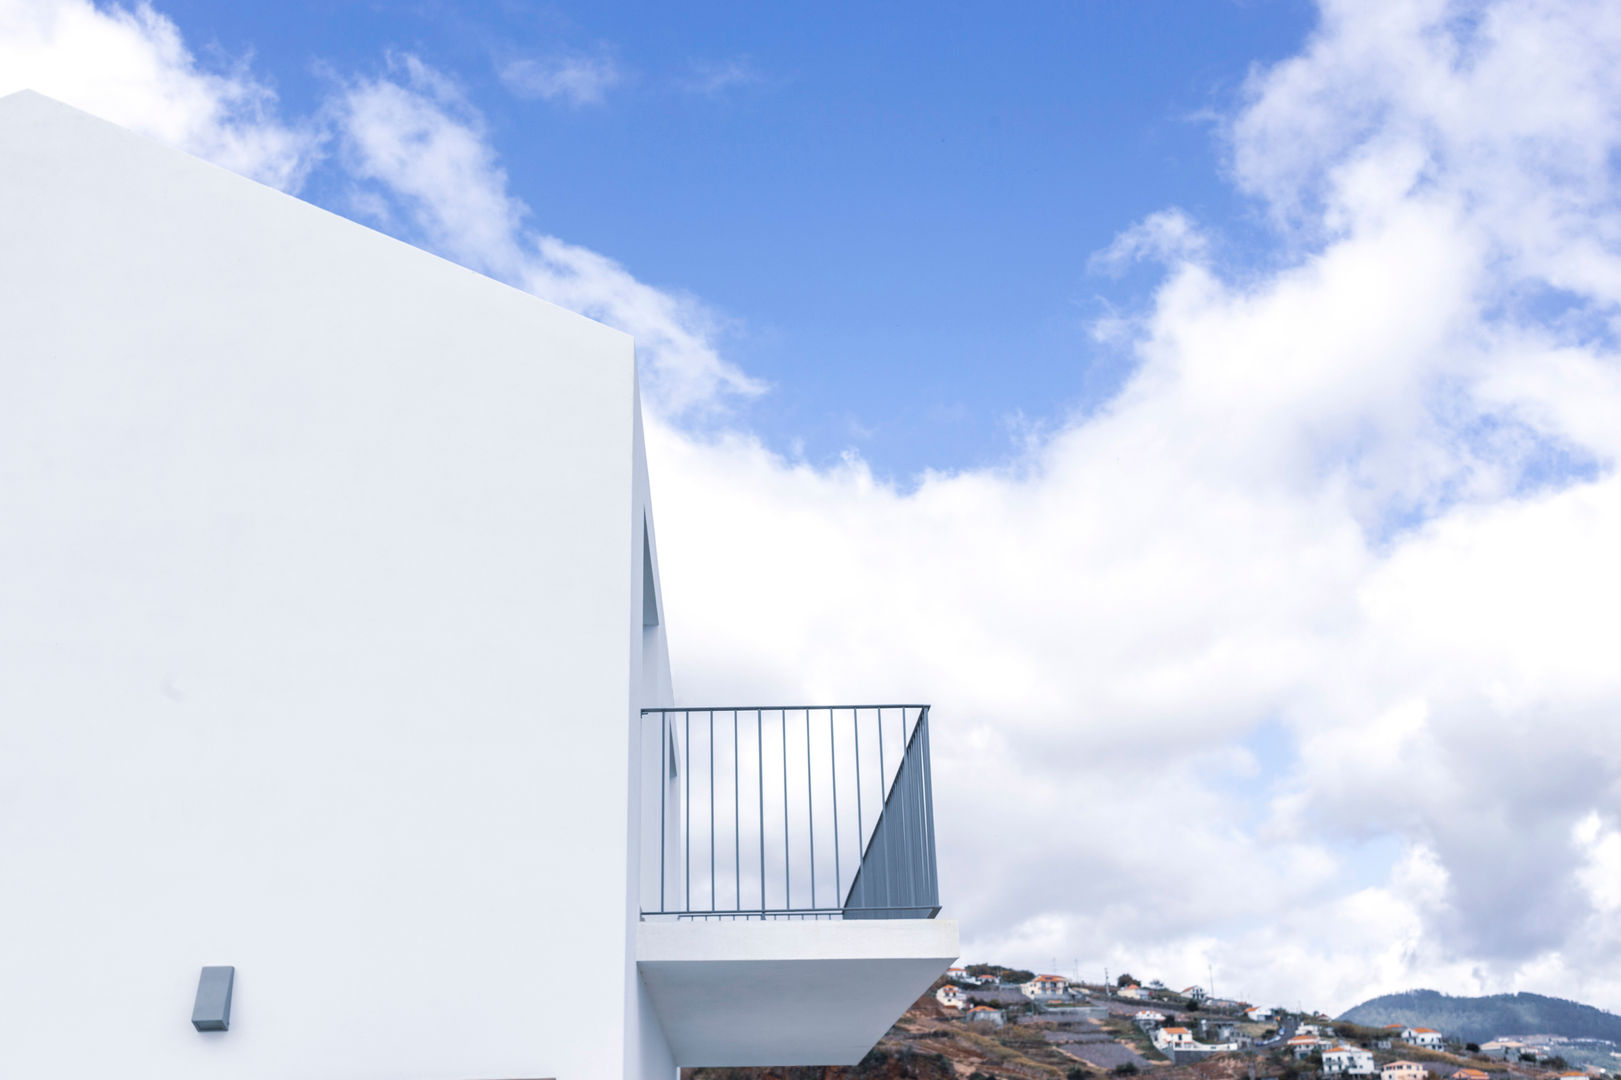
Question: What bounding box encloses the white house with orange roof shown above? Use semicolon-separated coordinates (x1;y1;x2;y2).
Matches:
966;1006;1005;1028
1119;983;1147;1000
1247;1006;1276;1022
1183;986;1207;1002
1134;1010;1166;1028
1155;1026;1196;1050
1403;1028;1444;1050
1323;1046;1376;1076
936;985;967;1010
1382;1061;1429;1080
1022;974;1070;1001
1287;1035;1323;1059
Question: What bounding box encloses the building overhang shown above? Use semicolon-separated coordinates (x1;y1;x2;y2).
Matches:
637;917;958;1067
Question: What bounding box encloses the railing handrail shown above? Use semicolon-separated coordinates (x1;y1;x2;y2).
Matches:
642;704;930;714
639;704;939;921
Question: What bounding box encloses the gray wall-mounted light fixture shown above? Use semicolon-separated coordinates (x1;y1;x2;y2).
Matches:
191;966;235;1032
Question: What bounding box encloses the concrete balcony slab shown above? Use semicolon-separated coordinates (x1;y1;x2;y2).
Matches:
637;917;958;1067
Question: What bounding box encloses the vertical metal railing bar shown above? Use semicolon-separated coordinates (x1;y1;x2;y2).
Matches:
781;709;790;912
758;711;765;914
734;709;741;913
830;707;841;905
660;714;667;915
921;707;938;909
897;708;908;911
709;710;716;913
854;708;864;872
805;708;815;911
685;711;691;913
878;707;890;910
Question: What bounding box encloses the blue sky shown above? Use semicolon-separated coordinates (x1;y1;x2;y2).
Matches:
156;0;1314;476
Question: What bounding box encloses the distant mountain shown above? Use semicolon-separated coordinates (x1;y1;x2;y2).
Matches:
1339;989;1621;1044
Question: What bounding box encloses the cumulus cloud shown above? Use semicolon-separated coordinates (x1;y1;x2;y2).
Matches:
641;0;1621;1014
10;0;1621;1018
0;0;316;188
498;50;621;107
333;56;765;416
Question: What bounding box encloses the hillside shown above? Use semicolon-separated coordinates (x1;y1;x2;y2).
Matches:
1339;989;1621;1044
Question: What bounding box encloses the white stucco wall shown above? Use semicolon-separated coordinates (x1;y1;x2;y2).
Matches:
0;90;667;1080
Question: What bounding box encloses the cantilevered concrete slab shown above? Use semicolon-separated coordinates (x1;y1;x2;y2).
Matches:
638;918;958;1066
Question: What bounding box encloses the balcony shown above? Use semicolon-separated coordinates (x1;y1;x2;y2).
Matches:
635;706;958;1066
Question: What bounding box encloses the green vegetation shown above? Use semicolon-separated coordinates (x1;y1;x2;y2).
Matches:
1340;990;1621;1044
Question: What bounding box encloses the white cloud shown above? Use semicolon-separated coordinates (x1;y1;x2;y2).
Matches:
332;57;764;416
640;0;1621;1014
498;50;621;107
0;0;316;188
681;57;763;97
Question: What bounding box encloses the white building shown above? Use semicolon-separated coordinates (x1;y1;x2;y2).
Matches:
1323;1046;1377;1076
1404;1028;1445;1050
1183;986;1208;1002
1247;1006;1276;1022
1135;1010;1168;1028
937;985;967;1010
967;1006;1006;1027
1120;983;1147;1000
1288;1035;1323;1059
1382;1061;1428;1080
1022;974;1070;1000
1156;1027;1196;1049
0;90;958;1080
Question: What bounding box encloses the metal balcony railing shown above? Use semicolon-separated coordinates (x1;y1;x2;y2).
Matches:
640;705;939;920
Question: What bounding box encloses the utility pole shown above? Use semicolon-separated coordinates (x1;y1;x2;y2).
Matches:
1209;962;1216;1001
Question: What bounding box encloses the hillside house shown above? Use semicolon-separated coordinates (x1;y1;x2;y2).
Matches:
1288;1035;1323;1060
1022;975;1070;1000
1383;1061;1429;1080
1156;1027;1196;1050
1184;986;1208;1002
1323;1046;1377;1076
1135;1011;1167;1028
1299;1024;1326;1037
945;968;969;983
1404;1028;1445;1050
1451;1069;1490;1080
967;1006;1006;1028
1480;1040;1524;1060
0;90;958;1080
1248;1006;1276;1022
936;985;967;1010
1120;984;1147;1000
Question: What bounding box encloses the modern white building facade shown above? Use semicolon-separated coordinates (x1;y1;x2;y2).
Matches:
0;90;957;1080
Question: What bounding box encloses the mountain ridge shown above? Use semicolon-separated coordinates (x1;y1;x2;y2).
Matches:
1339;989;1621;1044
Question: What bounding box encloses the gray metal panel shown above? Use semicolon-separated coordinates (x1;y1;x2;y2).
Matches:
191;966;234;1032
